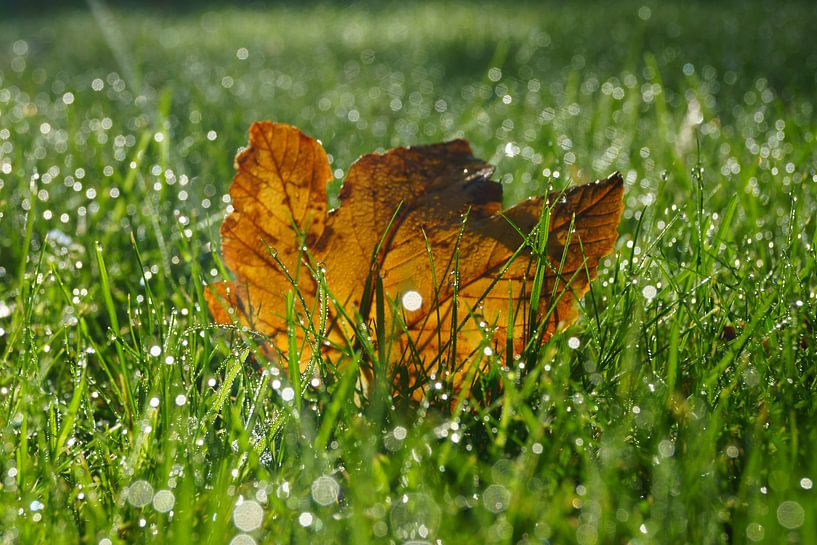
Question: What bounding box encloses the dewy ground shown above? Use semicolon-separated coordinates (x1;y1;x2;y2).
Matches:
0;2;815;544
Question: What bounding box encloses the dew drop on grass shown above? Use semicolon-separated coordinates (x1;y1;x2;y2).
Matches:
482;484;511;513
229;535;256;545
491;459;514;484
658;440;675;458
152;490;175;512
126;480;154;508
298;511;314;527
401;290;422;312
642;285;657;300
149;345;161;357
776;501;805;529
47;228;72;247
391;493;440;540
281;387;295;402
174;394;187;406
567;337;580;349
311;476;340;506
233;499;263;532
745;522;764;541
637;5;651;20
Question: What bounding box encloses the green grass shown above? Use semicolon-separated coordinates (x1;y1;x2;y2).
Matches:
1;1;817;543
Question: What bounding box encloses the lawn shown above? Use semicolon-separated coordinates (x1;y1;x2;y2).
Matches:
1;1;816;544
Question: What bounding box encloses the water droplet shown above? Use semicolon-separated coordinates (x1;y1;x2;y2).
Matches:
642;285;657;300
233;500;264;532
281;387;295;402
482;484;511;513
776;501;805;529
126;480;154;508
658;440;675;458
298;511;314;527
567;337;580;349
637;5;651;20
311;476;340;506
401;290;423;312
47;229;73;247
152;490;175;513
745;522;764;541
391;493;440;540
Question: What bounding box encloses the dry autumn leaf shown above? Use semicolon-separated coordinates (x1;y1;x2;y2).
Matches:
206;121;624;400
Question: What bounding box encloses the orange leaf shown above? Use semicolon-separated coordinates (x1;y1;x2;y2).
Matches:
206;121;624;401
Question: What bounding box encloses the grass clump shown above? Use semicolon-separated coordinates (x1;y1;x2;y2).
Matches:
1;2;816;544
